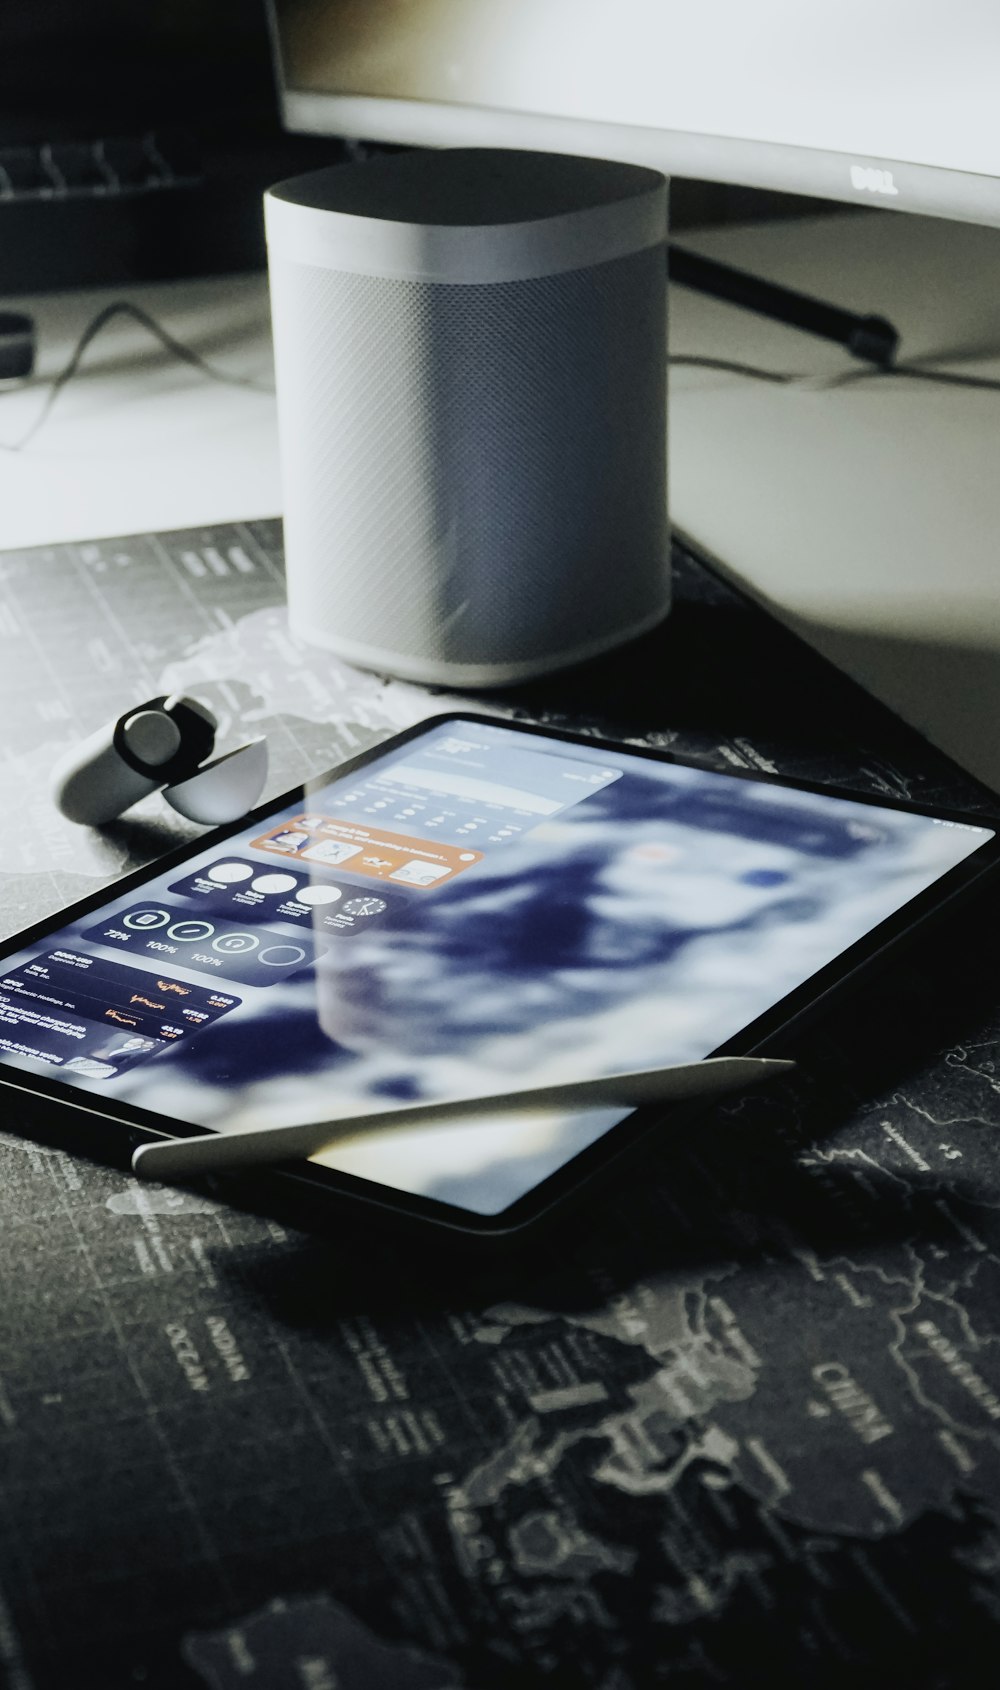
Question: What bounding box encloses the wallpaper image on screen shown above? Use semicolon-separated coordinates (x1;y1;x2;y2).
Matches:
0;720;992;1214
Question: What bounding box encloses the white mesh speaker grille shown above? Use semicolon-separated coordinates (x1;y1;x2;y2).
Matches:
270;246;668;681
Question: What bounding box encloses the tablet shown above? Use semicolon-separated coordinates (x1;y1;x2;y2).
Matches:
1;714;997;1236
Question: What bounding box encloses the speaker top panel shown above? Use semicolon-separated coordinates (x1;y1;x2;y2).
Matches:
265;148;667;284
269;147;664;225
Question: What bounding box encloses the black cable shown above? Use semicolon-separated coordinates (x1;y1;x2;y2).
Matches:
669;242;901;368
668;354;800;385
668;351;1000;393
0;300;273;453
3;296;998;459
820;361;1000;394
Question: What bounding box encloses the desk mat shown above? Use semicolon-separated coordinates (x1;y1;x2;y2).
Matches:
2;519;1000;1687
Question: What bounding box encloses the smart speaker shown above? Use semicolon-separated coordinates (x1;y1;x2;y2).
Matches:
265;148;669;687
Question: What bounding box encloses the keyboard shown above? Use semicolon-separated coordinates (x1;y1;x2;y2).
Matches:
0;130;201;202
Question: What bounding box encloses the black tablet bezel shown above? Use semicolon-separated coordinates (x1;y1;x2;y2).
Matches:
2;711;999;1238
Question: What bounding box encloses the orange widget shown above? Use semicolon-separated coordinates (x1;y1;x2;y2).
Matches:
250;816;483;890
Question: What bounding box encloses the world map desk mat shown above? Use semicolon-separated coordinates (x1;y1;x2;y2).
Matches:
1;518;1000;1688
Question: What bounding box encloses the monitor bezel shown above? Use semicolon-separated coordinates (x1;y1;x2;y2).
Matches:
276;90;1000;231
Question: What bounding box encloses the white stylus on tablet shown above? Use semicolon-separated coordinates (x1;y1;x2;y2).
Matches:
131;1055;794;1182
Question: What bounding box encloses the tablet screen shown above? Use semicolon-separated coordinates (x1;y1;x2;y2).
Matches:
0;718;994;1215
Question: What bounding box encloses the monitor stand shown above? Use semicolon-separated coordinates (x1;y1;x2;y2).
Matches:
669;208;1000;796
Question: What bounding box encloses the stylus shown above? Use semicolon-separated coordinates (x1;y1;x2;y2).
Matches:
131;1055;794;1182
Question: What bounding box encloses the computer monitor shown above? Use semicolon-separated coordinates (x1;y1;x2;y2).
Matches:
268;0;1000;228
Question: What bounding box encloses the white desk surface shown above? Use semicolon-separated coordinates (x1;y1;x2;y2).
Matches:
668;210;1000;794
2;209;1000;790
0;274;280;549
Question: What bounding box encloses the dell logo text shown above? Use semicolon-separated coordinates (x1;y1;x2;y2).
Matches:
850;165;900;197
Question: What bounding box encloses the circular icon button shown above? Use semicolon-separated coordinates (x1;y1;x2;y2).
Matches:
257;944;308;968
342;897;387;918
207;862;254;885
250;873;299;896
124;907;171;931
166;920;216;943
210;932;260;956
296;884;341;907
